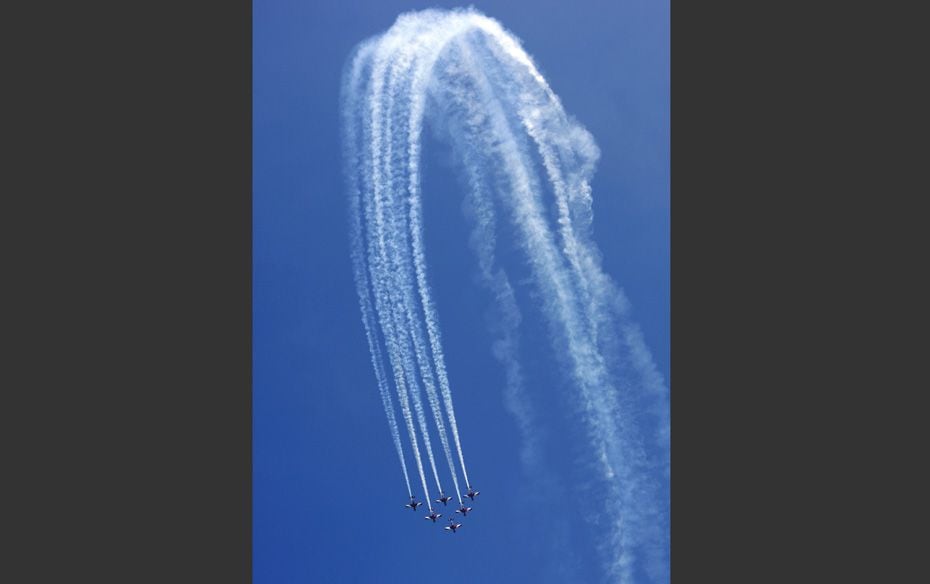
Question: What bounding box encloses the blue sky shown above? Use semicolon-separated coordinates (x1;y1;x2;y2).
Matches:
254;1;668;582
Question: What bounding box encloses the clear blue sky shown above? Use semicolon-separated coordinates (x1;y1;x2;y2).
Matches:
254;1;668;582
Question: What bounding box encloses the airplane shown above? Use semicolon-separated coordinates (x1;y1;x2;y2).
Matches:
404;496;423;511
465;486;480;500
435;492;452;506
444;518;463;533
455;504;472;516
424;510;443;523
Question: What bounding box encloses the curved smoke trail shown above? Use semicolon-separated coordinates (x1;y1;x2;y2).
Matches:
382;46;462;502
343;8;668;582
345;38;434;511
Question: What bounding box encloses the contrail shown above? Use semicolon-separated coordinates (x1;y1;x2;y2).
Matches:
432;41;583;579
343;8;668;580
371;41;448;504
359;36;434;511
401;22;477;491
467;30;670;576
450;26;667;581
379;45;463;503
441;39;542;476
374;26;464;503
342;41;412;497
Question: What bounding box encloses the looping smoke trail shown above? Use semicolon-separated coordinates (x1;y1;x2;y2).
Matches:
382;45;463;503
362;34;435;511
379;51;446;500
343;8;668;582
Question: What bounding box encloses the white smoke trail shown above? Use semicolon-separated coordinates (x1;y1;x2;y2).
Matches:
376;48;448;501
461;35;671;578
359;34;434;511
342;41;412;497
478;31;670;479
380;43;464;503
403;36;476;491
343;8;668;581
455;27;667;581
432;38;542;473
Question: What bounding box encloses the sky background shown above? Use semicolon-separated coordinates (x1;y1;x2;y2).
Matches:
254;1;668;582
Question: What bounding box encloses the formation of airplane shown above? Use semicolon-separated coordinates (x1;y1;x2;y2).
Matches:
403;486;479;534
